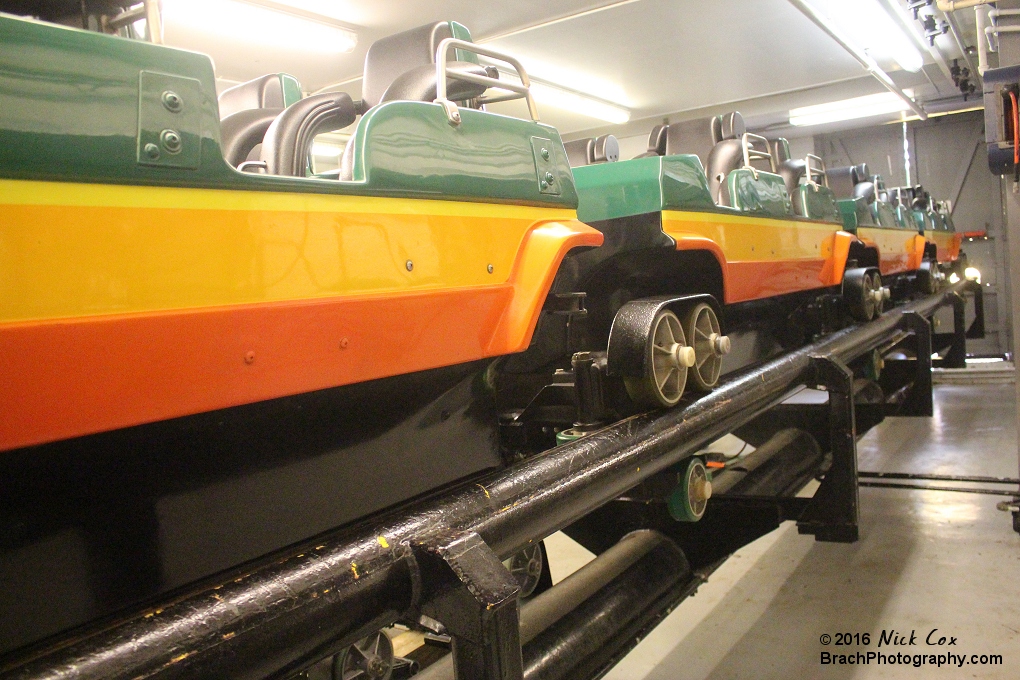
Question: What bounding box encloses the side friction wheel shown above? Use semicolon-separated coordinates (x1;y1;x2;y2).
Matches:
505;542;548;599
668;457;713;522
623;309;696;408
683;303;730;391
333;630;394;680
869;271;885;317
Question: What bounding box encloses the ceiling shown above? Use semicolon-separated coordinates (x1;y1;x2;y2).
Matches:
154;0;984;141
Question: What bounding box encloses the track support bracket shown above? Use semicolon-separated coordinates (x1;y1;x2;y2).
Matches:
797;356;859;543
898;311;935;417
412;531;523;680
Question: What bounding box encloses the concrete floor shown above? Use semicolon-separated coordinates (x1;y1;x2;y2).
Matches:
589;381;1020;679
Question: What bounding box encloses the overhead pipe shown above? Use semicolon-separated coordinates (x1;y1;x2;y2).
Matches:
976;6;989;75
787;0;928;120
938;0;995;11
0;287;964;680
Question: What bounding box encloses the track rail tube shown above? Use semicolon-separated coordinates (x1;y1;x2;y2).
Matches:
0;287;962;680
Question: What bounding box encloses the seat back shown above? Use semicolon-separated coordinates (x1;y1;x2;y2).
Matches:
633;124;669;158
705;111;748;205
564;135;620;167
218;73;302;120
361;21;476;110
219;73;302;167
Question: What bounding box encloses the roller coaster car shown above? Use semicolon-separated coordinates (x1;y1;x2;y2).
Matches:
499;113;933;452
0;16;608;655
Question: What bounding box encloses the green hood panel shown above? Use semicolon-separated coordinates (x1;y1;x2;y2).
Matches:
572;154;715;222
727;168;792;217
795;184;841;222
345;102;577;208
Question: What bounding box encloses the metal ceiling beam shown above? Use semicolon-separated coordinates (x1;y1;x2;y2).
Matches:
788;0;928;120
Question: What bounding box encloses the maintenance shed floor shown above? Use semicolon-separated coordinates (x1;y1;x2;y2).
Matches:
575;380;1020;679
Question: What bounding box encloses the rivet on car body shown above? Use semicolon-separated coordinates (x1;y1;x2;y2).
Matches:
244;351;255;364
143;143;160;160
405;260;413;272
544;172;554;184
540;147;550;160
487;264;494;274
339;338;349;349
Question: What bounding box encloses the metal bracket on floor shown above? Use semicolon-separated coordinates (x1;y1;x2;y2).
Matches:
965;280;985;339
797;356;859;543
933;292;967;369
895;311;934;417
411;531;524;680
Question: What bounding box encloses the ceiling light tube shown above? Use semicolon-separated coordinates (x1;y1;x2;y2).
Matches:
789;92;912;126
163;0;357;53
787;0;927;120
495;69;630;124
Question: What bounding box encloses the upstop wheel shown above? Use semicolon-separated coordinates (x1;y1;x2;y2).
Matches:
683;303;730;391
623;309;696;408
333;630;394;680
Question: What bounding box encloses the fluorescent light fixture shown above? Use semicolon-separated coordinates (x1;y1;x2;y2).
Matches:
163;0;357;53
811;0;923;72
494;68;630;124
789;92;912;127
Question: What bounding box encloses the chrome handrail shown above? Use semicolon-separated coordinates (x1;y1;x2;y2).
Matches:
804;153;827;187
740;132;776;178
434;38;540;125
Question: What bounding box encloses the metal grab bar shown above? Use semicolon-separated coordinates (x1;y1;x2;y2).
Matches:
740;132;776;178
804;153;827;187
434;38;540;125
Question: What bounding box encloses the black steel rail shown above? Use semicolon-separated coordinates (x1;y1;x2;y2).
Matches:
0;286;965;680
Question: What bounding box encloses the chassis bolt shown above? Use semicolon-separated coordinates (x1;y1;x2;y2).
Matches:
160;129;182;154
161;90;183;112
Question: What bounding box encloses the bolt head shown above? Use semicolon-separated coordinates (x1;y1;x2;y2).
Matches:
339;337;349;349
540;180;548;190
405;260;413;272
544;171;555;184
244;351;255;364
487;264;494;274
143;143;160;160
160;129;182;154
161;90;183;113
540;147;550;160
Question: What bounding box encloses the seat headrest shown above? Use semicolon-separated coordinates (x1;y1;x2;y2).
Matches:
218;73;301;120
852;163;870;184
564;135;620;167
647;124;668;156
380;62;494;105
663;116;720;166
717;112;745;140
772;138;792;163
362;21;473;110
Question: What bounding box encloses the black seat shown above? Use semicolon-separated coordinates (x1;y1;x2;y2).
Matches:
704;111;749;205
633;124;668;159
338;21;494;180
827;162;870;199
261;92;357;176
564;135;619;167
219;74;301;168
773;138;806;197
